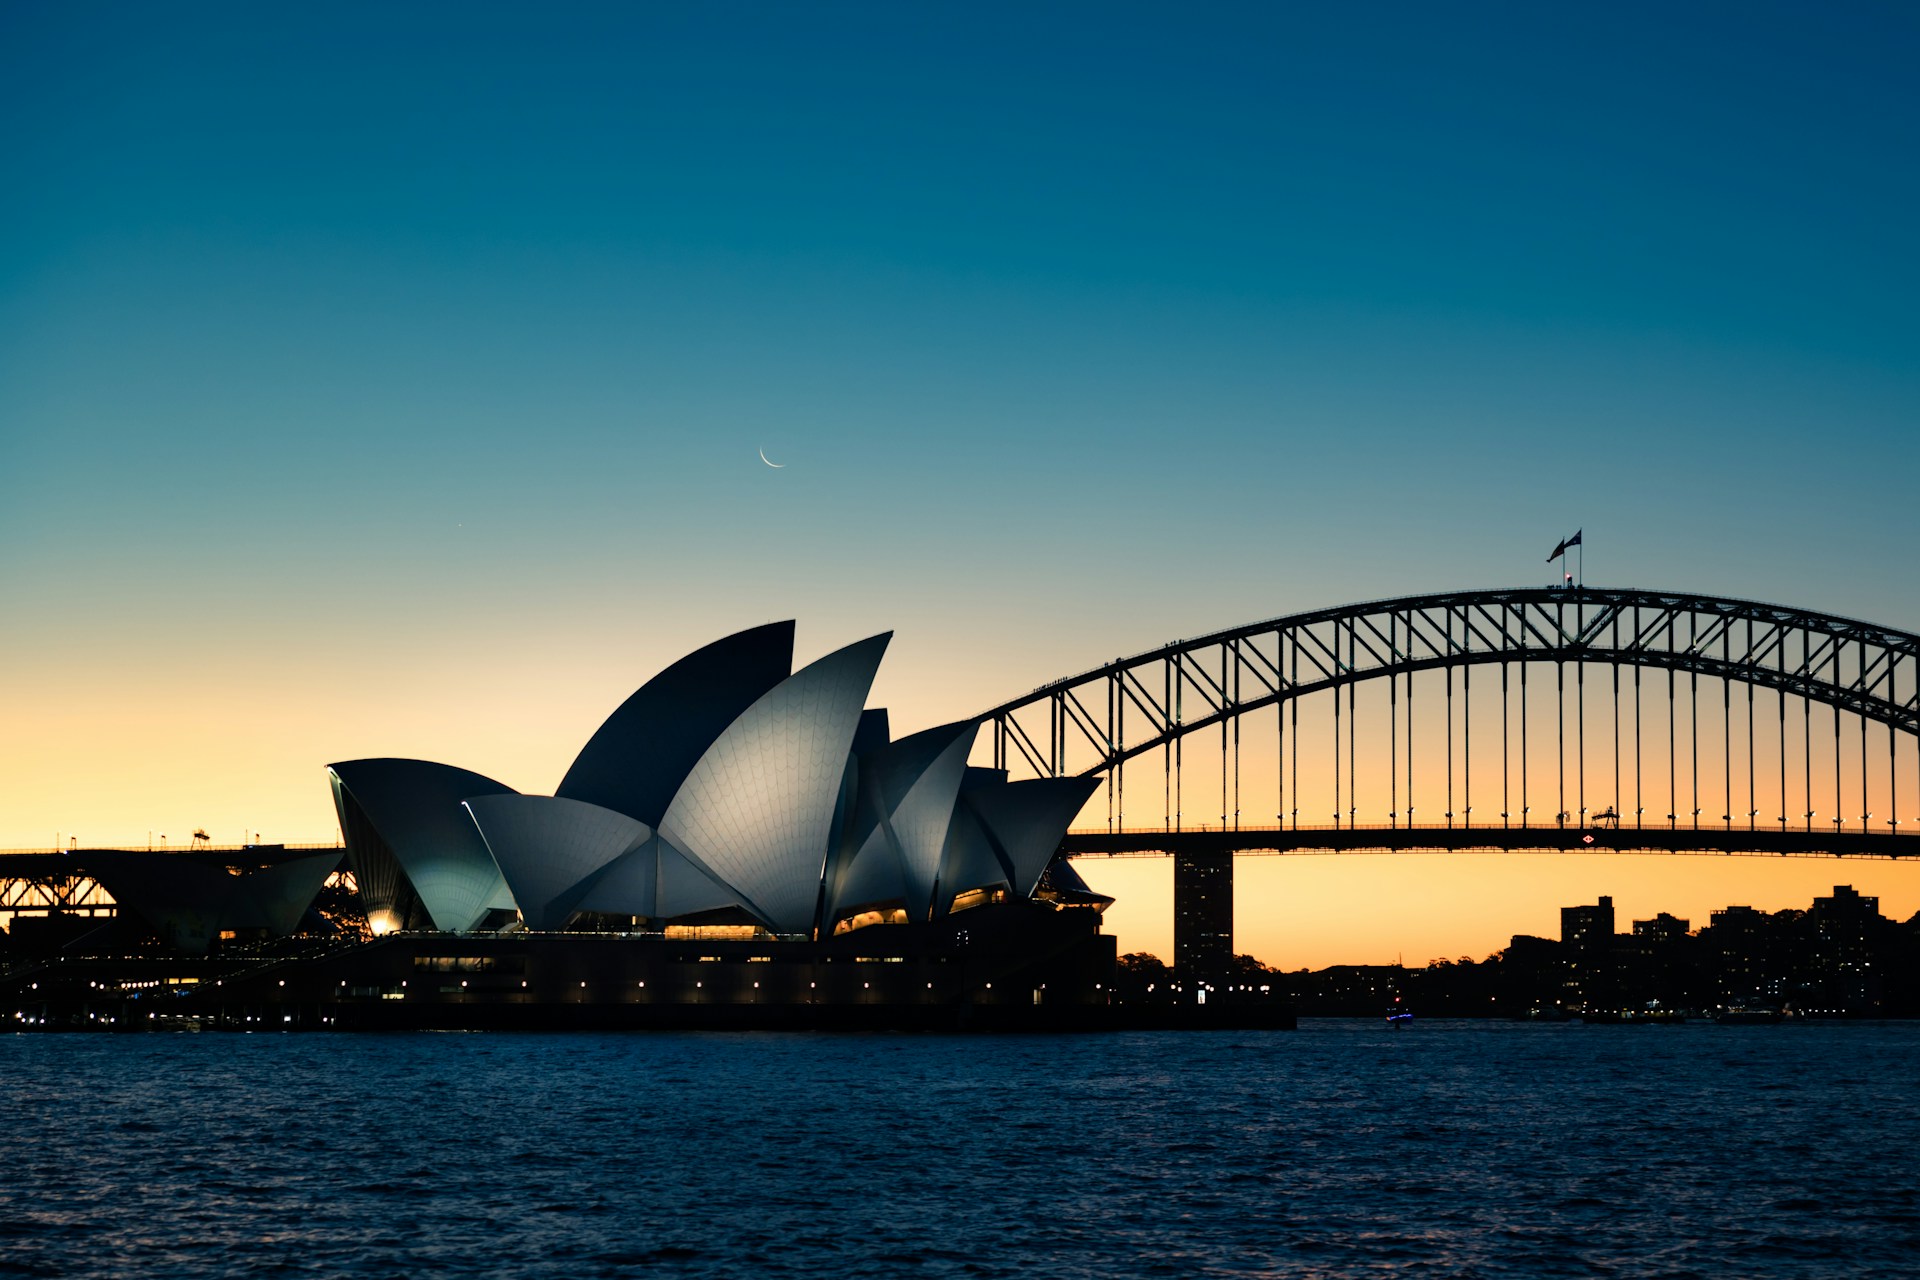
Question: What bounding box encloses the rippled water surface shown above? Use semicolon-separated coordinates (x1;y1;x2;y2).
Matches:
5;1022;1919;1278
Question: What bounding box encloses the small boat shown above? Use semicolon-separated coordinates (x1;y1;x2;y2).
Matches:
1714;1005;1783;1025
1618;1002;1686;1024
1386;997;1413;1027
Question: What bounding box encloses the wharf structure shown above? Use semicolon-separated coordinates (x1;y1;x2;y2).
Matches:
3;624;1289;1030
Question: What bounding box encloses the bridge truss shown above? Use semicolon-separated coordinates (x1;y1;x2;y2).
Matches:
0;867;115;934
985;587;1920;847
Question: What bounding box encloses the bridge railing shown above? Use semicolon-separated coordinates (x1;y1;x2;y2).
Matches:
1068;817;1909;836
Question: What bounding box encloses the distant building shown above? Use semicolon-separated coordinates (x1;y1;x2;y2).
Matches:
1173;850;1232;978
1562;895;1615;952
1701;905;1786;1006
1808;885;1883;1013
1560;895;1615;1009
1500;934;1569;1011
1289;963;1404;1015
1504;934;1564;967
1628;913;1693;1008
1632;912;1689;942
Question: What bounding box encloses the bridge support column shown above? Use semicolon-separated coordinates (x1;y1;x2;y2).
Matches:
1173;848;1233;981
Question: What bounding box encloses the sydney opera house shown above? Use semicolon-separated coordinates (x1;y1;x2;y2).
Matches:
329;623;1103;948
2;623;1124;1030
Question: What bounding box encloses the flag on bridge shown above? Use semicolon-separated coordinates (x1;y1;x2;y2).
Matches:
1547;530;1583;561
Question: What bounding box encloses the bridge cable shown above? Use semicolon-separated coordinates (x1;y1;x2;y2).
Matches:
1634;653;1642;830
1348;622;1357;828
1633;603;1643;830
1578;613;1587;827
1446;632;1455;828
1175;654;1184;831
1668;645;1677;830
1860;637;1870;833
1833;644;1843;838
1290;637;1299;830
1606;605;1619;828
1728;621;1743;825
1747;618;1756;833
1557;654;1565;828
1893;649;1902;836
1115;673;1124;830
1889;652;1904;840
1804;651;1813;832
1333;646;1342;828
1465;651;1473;827
1778;678;1787;831
1612;657;1621;832
1231;642;1240;832
1110;671;1118;832
1618;610;1627;830
1220;646;1228;831
1407;650;1415;827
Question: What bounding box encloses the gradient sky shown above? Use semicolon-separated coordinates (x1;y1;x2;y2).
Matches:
4;3;1918;965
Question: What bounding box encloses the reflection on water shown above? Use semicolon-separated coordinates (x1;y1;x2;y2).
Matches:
4;1022;1917;1278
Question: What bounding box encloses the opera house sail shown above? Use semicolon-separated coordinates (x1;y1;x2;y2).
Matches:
553;621;795;826
327;759;517;934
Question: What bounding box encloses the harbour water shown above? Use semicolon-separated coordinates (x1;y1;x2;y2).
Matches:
5;1021;1917;1278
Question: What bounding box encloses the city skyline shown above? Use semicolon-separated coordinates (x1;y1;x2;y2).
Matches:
5;4;1918;967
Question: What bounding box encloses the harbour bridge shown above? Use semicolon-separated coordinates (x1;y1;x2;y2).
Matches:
981;587;1920;971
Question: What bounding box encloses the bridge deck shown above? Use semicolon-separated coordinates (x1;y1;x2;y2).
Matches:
1063;824;1920;859
0;845;343;873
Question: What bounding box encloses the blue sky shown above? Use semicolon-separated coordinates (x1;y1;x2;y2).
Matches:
7;4;1917;639
3;3;1917;955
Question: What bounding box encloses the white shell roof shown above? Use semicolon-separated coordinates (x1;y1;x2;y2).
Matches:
885;723;977;917
933;799;1012;916
327;759;519;933
658;633;891;934
826;719;978;922
464;795;653;932
555;622;793;825
960;775;1101;899
831;822;909;918
576;835;743;921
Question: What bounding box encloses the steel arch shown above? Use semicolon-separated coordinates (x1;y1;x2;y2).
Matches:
982;587;1920;780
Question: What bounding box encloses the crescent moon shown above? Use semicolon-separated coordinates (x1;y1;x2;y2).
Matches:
758;447;785;469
